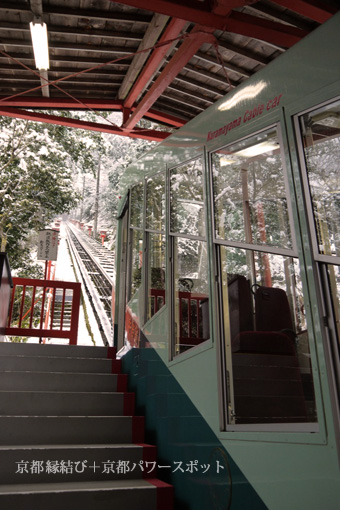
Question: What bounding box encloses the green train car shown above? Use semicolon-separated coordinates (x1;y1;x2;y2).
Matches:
114;12;340;510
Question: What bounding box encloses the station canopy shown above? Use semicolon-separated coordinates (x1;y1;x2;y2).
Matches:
0;0;338;141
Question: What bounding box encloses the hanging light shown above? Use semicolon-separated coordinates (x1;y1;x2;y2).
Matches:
29;18;49;70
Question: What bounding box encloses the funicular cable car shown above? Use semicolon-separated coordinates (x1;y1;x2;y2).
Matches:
113;13;340;510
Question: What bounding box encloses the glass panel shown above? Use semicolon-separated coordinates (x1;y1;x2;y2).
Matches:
300;100;340;257
212;129;292;249
173;237;209;355
146;173;165;231
220;245;317;425
325;264;340;343
170;158;206;237
130;183;144;228
128;229;143;301
147;234;166;321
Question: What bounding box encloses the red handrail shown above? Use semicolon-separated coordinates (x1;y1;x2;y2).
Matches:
6;277;81;345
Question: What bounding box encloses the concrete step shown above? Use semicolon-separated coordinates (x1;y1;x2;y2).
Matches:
0;391;134;417
0;342;115;359
0;443;157;484
0;479;173;510
0;355;121;374
0;371;127;392
0;343;173;509
0;416;144;446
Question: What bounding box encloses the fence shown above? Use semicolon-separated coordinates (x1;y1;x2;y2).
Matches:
6;277;81;345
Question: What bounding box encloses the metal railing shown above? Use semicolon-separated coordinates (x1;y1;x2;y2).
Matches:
6;277;81;345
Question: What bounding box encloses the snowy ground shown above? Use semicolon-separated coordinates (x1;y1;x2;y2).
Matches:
52;224;96;346
26;224;104;347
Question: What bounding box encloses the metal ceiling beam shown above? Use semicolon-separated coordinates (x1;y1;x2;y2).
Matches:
0;2;152;24
123;26;216;129
2;38;138;55
153;99;195;120
123;17;188;108
174;74;225;97
0;106;171;141
107;0;236;30
247;2;316;31
195;50;252;78
145;107;186;126
159;91;205;111
165;82;215;105
183;62;238;87
0;64;126;77
273;0;335;23
0;21;145;43
0;76;122;87
118;13;170;100
215;39;270;66
225;11;309;47
0;52;132;67
0;97;186;127
111;0;310;46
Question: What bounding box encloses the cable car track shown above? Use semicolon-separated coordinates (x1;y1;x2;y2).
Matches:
65;222;115;346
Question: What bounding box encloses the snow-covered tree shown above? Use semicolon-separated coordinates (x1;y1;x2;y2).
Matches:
0;115;99;274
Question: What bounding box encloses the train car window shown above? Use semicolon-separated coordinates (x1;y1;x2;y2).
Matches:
300;101;340;259
211;128;292;250
130;183;144;228
219;246;317;425
145;172;166;322
147;234;166;322
211;127;318;428
170;158;206;238
146;173;165;232
173;238;209;355
127;229;143;302
298;99;340;415
169;157;209;357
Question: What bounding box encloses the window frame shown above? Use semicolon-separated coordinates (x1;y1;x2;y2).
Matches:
168;155;211;361
209;123;319;433
144;170;167;325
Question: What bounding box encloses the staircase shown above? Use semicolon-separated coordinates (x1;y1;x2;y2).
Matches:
0;342;173;510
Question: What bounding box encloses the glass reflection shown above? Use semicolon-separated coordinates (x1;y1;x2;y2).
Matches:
170;158;205;237
130;183;144;228
300;100;340;257
173;237;210;354
128;229;143;301
146;173;165;231
147;234;166;321
220;246;317;425
212;129;292;249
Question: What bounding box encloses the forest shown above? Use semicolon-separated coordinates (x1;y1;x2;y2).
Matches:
0;111;156;276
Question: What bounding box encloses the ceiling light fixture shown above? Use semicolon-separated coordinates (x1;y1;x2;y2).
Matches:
235;140;279;158
29;18;49;70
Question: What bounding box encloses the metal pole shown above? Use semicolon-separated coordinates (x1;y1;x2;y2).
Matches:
93;156;101;238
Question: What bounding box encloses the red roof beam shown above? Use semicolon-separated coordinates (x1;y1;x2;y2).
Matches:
0;107;171;142
123;26;216;129
144;107;186;127
0;97;125;110
226;11;309;48
273;0;336;24
0;97;186;127
124;17;188;110
108;0;242;30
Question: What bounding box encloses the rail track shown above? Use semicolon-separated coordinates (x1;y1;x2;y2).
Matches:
65;222;115;346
